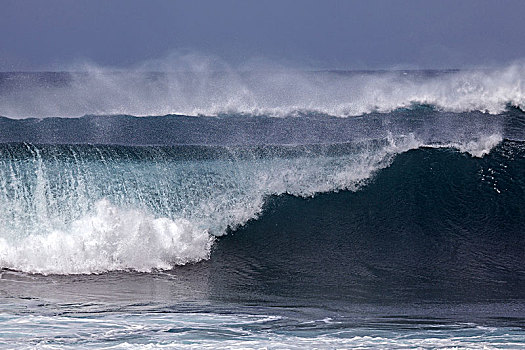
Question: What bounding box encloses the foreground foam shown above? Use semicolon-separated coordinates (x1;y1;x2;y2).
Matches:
1;312;523;349
0;199;213;274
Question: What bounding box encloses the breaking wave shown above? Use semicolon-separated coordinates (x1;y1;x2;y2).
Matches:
0;132;511;275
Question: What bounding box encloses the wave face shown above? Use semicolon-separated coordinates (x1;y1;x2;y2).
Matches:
0;65;524;118
213;142;525;302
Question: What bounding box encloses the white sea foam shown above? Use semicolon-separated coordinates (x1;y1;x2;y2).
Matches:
0;199;213;274
0;54;524;118
1;312;523;349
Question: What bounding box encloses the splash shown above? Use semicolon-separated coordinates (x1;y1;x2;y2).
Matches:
0;199;213;274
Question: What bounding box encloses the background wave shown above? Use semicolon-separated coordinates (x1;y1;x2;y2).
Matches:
0;64;524;118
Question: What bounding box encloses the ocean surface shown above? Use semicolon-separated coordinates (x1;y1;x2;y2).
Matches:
0;69;524;348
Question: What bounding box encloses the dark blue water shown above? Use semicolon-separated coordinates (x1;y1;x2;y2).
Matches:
0;70;524;348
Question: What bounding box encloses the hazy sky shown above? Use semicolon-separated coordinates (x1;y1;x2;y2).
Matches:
1;0;524;71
